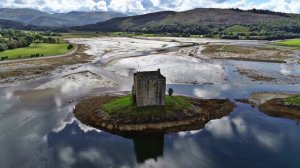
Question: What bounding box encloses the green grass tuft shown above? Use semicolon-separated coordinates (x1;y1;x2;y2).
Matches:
276;39;300;47
165;96;192;111
102;96;133;113
101;95;193;118
285;96;300;107
225;25;250;34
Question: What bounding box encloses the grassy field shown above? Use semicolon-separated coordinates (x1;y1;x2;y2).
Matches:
276;39;300;47
0;43;70;59
101;95;192;118
225;25;250;34
285;96;300;106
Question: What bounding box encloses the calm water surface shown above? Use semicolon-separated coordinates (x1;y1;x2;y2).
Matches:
0;81;300;168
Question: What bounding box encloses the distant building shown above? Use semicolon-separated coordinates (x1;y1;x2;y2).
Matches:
132;69;166;107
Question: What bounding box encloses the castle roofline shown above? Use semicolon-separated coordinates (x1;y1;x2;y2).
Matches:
134;69;165;80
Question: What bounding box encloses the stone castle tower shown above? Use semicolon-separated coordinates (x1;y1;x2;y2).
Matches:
132;69;166;107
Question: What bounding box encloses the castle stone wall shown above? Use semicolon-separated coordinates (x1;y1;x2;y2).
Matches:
132;69;166;107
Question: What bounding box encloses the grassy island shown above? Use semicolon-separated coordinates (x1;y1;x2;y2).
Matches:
259;95;300;120
102;95;192;118
285;96;300;107
74;95;235;135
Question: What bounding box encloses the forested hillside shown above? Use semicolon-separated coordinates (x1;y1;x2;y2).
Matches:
77;8;300;40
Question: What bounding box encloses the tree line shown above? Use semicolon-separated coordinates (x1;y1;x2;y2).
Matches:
119;17;300;40
0;29;62;52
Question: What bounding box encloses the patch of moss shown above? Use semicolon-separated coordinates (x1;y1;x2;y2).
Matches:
276;39;300;47
202;45;253;54
101;95;193;118
165;96;192;111
225;25;250;34
285;96;300;107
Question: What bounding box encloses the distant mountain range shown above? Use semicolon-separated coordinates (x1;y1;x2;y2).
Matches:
0;19;43;30
0;8;126;27
0;19;26;29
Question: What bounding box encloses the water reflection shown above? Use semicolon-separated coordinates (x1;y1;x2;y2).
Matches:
1;59;300;167
168;83;300;99
47;122;165;166
1;91;300;168
132;135;164;163
42;102;300;168
47;122;135;168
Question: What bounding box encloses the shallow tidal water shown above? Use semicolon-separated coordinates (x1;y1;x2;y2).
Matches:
1;37;300;168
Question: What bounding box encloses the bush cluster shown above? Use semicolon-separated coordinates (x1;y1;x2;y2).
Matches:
30;53;44;58
0;29;61;53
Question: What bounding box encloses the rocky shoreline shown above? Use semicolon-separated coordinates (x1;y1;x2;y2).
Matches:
74;95;235;135
259;98;300;120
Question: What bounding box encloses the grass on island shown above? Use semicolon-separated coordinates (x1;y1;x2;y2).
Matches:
0;43;70;59
284;96;300;107
276;39;300;47
101;95;193;118
203;45;254;54
225;25;250;34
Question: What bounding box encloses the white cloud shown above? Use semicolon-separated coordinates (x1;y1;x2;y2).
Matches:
108;0;145;14
58;147;76;167
0;0;300;14
255;0;300;13
97;0;108;11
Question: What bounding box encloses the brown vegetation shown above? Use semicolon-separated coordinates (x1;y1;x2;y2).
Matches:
259;98;300;120
237;68;275;81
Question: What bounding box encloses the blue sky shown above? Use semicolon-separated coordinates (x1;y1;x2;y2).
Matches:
0;0;300;14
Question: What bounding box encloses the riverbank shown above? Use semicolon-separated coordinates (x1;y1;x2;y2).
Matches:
74;95;235;135
246;93;300;120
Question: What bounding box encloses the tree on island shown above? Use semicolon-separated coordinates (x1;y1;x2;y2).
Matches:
168;88;174;96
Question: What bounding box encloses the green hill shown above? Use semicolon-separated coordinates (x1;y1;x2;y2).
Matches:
77;8;300;40
0;19;26;29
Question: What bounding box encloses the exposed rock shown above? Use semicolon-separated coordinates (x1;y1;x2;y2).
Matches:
259;98;300;120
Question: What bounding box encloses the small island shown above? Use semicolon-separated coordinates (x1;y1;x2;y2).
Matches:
74;69;235;135
259;95;300;120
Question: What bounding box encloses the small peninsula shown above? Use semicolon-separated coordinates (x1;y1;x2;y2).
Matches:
74;69;235;135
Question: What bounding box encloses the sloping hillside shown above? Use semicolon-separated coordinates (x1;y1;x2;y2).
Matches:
0;19;26;29
77;8;287;31
77;8;300;40
52;11;126;26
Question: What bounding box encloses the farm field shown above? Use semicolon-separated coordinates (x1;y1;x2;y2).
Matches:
0;43;70;59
